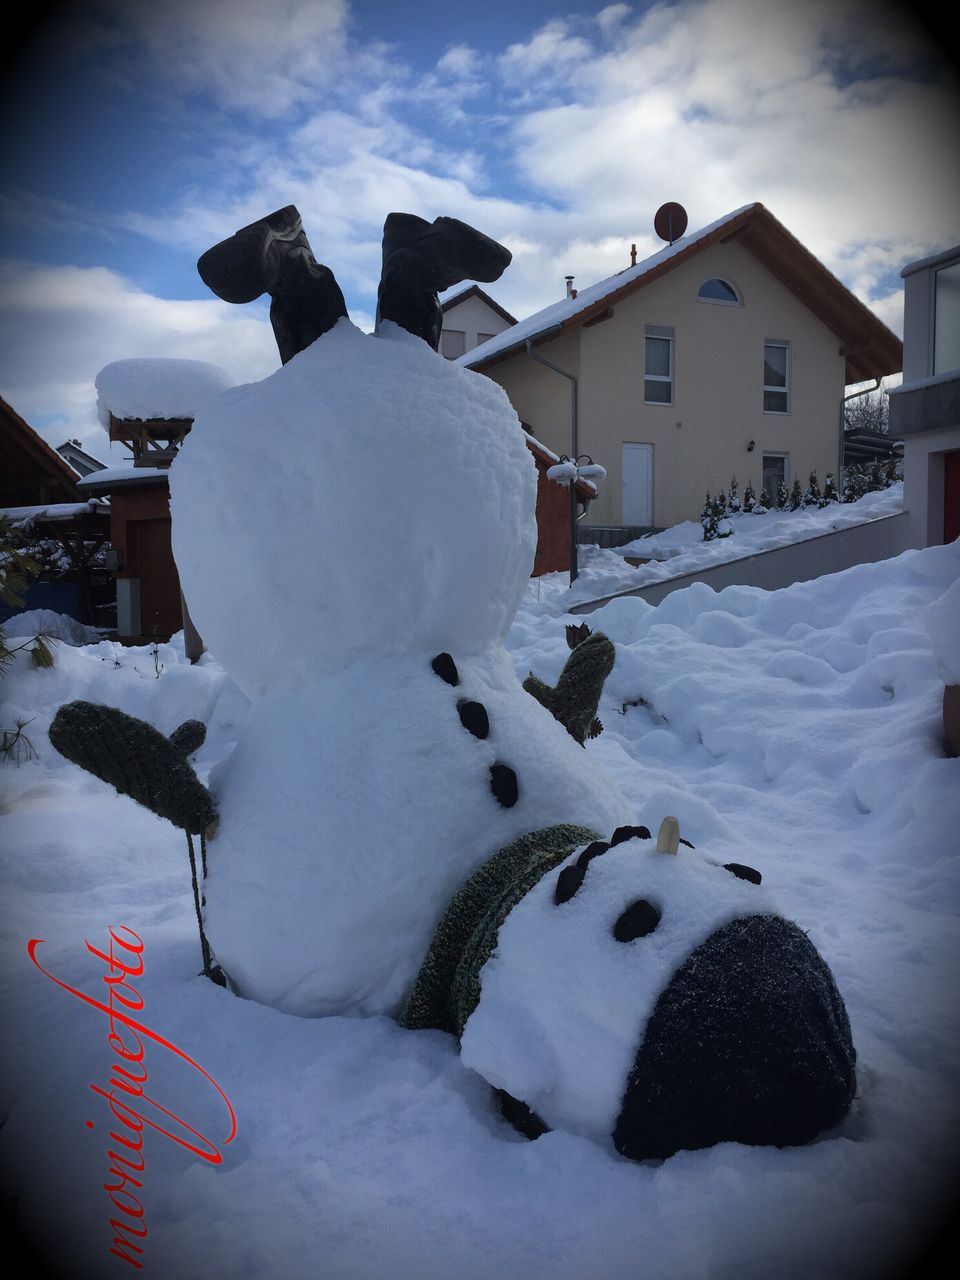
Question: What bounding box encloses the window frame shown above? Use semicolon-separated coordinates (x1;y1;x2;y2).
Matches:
644;326;674;406
763;340;790;414
933;259;960;376
697;277;741;306
440;328;466;360
762;451;790;498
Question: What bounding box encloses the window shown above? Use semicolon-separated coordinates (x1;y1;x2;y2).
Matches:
698;277;740;304
644;326;674;404
763;341;790;413
477;332;496;346
934;261;960;376
440;329;466;360
762;453;789;498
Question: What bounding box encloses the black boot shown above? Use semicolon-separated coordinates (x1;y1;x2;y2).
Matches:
197;205;348;364
376;213;512;350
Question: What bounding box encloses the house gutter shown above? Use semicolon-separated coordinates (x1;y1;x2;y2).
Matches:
525;338;583;583
840;376;882;483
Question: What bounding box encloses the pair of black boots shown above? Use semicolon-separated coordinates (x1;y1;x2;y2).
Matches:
197;206;511;362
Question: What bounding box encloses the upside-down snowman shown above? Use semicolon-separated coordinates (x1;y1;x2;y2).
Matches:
165;206;855;1159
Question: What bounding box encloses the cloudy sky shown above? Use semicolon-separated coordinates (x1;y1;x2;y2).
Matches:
1;0;957;456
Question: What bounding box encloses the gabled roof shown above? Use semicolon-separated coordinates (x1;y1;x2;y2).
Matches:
57;439;107;476
460;203;902;385
0;396;84;506
441;284;517;327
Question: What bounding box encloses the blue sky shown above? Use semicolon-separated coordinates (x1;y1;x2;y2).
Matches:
1;0;958;453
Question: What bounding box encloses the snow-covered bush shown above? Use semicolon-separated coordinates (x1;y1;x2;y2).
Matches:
802;471;822;508
843;457;901;502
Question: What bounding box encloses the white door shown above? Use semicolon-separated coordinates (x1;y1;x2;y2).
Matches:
622;443;654;525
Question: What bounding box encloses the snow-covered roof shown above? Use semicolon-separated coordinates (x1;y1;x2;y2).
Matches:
76;464;170;493
459;202;902;384
1;500;108;524
458;205;756;370
95;358;235;430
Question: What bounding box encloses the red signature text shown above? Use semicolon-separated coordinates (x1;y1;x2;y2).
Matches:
28;928;236;1270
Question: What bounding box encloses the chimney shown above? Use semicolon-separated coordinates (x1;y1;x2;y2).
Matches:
630;243;637;267
565;275;576;299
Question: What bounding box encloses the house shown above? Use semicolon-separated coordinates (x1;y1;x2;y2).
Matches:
459;203;902;538
78;358;234;644
0;396;112;625
56;438;107;478
1;396;86;507
439;285;516;361
887;245;960;549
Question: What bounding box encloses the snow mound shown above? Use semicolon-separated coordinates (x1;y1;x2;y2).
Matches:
0;609;104;646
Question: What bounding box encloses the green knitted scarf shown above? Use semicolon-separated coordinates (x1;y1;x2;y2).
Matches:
400;822;598;1036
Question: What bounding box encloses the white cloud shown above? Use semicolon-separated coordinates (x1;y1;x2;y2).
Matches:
498;19;594;98
6;0;959;445
501;0;959;304
0;262;279;448
92;0;351;118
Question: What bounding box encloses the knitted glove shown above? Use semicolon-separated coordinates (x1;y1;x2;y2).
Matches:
49;701;216;834
523;630;615;745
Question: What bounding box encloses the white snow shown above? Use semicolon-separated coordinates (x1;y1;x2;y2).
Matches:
76;463;170;488
0;608;104;646
170;320;539;692
168;319;630;1017
95;357;234;428
529;484;905;612
1;500;108;523
2;539;959;1278
923;575;960;684
460;836;776;1141
3;305;959;1277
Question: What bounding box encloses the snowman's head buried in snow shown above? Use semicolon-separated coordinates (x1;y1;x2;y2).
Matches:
171;320;538;697
451;826;858;1161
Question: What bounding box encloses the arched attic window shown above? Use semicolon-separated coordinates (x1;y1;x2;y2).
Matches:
698;277;741;304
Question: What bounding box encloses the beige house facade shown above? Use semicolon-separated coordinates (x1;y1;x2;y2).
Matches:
439;285;516;361
462;204;902;532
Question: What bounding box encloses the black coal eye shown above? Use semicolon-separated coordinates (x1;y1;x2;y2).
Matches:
723;862;762;885
613;899;661;942
554;863;586;904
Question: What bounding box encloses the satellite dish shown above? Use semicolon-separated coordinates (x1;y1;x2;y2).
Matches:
654;202;688;245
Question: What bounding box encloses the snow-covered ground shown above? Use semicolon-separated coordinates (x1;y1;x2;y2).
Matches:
535;484;905;612
2;537;959;1279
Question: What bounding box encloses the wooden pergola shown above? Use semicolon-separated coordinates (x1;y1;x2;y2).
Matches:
107;414;193;467
1;502;112;625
